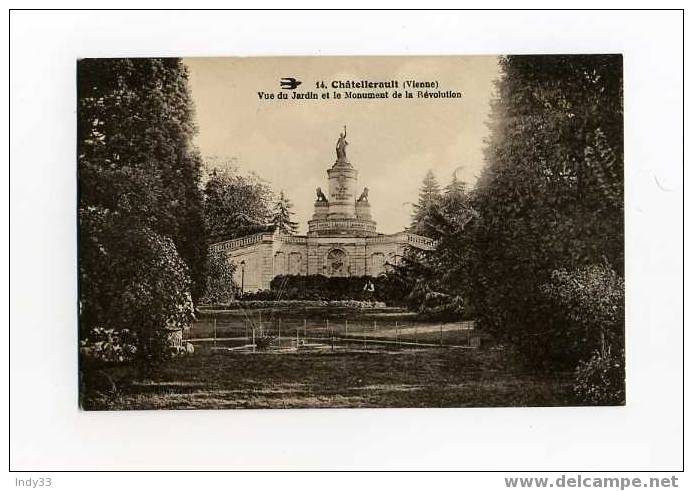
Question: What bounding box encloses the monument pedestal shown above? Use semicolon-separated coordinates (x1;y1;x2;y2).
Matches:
307;130;378;237
356;200;373;220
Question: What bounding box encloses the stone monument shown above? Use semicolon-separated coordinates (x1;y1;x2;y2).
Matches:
308;127;377;237
209;128;435;291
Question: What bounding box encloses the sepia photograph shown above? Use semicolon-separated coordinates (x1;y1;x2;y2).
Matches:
10;6;686;477
77;54;625;410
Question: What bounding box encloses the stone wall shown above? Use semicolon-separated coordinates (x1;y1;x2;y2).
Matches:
219;234;274;292
212;231;435;292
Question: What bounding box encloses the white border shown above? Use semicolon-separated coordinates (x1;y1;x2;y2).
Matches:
7;10;684;472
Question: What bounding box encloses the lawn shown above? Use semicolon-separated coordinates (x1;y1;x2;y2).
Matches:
81;347;577;410
189;308;479;347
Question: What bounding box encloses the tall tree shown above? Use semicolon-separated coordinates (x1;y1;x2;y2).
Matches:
386;171;476;319
471;55;624;367
442;172;468;216
78;58;204;370
203;166;274;243
271;190;299;235
78;58;208;303
396;176;477;319
410;170;442;237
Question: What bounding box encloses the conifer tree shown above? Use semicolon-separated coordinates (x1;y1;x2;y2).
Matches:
271;190;299;235
410;170;442;237
443;172;468;215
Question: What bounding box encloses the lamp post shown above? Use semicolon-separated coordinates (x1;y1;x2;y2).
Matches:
240;260;245;297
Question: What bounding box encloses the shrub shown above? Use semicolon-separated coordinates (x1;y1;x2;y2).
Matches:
240;289;277;301
403;279;467;320
79;208;195;369
539;264;625;368
224;272;444;309
201;250;237;304
418;293;467;320
373;272;412;306
262;274;411;304
79;327;138;365
574;348;625;405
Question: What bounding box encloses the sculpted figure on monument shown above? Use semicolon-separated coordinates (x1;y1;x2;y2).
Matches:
316;187;328;202
336;126;348;161
357;187;369;202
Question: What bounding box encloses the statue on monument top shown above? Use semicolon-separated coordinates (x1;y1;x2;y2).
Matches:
335;126;348;162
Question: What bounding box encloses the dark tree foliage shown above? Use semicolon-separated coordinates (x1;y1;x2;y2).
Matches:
392;175;478;320
259;275;408;304
542;264;625;364
79;208;194;370
471;55;624;368
271;190;299;235
78;58;208;302
443;173;467;212
410;170;443;238
203;166;274;243
268;275;379;302
200;250;237;304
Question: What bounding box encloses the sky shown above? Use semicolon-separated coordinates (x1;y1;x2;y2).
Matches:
184;56;500;234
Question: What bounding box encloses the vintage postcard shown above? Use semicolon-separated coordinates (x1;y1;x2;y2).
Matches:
78;55;624;410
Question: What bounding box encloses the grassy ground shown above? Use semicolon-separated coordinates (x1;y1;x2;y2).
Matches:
81;347;576;410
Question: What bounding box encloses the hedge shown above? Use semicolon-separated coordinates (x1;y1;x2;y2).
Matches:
233;275;410;304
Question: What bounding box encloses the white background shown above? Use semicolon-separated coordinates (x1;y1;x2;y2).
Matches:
5;6;686;483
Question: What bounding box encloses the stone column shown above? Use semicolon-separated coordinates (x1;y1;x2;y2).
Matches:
327;163;358;219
